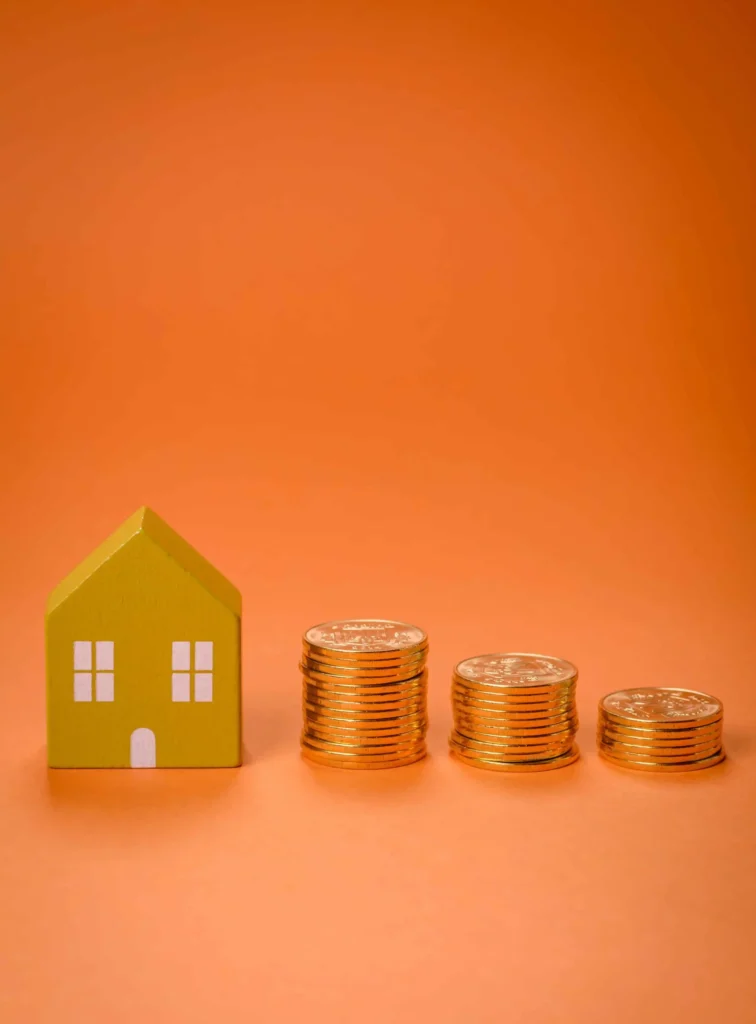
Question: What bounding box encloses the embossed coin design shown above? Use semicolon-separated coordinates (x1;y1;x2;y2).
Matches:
301;619;429;770
597;687;725;772
456;653;577;687
305;619;427;656
449;652;579;772
601;688;722;725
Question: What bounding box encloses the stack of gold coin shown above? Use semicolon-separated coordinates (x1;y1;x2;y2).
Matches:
449;653;579;772
598;688;725;771
300;619;428;769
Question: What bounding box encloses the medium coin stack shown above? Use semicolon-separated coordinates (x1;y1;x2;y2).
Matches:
300;619;429;769
449;653;579;772
598;687;725;772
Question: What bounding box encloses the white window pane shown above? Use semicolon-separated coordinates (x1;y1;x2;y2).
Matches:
74;672;92;701
96;672;114;701
195;641;213;671
195;673;213;702
74;641;92;670
172;641;191;671
172;673;190;702
96;641;114;670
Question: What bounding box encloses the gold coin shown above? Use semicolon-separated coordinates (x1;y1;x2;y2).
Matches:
303;684;427;705
306;711;426;729
598;741;723;757
453;668;574;686
599;714;723;739
450;735;573;760
450;708;573;733
302;661;427;686
598;748;725;772
599;732;723;755
304;708;428;730
454;701;576;719
453;681;573;698
453;712;578;732
451;745;574;764
453;671;575;691
455;688;575;703
304;702;427;723
598;728;722;750
450;745;580;772
305;724;426;745
454;653;577;686
598;718;723;741
304;708;427;728
453;683;576;704
304;717;427;734
303;619;428;659
303;644;429;668
303;673;429;692
303;697;427;720
451;735;577;755
301;747;426;770
451;724;575;747
453;691;575;710
451;725;573;749
450;720;573;745
303;710;427;729
302;733;425;756
303;716;427;734
304;710;427;731
451;689;575;714
301;692;426;708
303;685;427;708
303;705;427;723
452;727;578;746
303;658;428;680
303;728;424;749
452;713;579;734
304;724;427;741
599;741;725;764
304;678;427;695
600;741;724;760
301;736;425;758
599;742;723;761
302;739;426;758
303;643;426;659
451;696;575;716
304;643;427;664
599;688;723;730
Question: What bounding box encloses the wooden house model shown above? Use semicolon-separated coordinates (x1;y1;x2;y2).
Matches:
46;507;241;768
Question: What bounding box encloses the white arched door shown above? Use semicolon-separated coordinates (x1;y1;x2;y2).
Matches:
130;728;156;768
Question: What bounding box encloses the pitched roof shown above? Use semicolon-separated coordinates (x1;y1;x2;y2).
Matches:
46;507;241;617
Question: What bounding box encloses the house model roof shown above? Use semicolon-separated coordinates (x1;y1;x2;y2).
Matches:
46;507;241;617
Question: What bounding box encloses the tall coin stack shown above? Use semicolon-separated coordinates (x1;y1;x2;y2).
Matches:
300;619;429;769
450;653;579;772
598;688;725;772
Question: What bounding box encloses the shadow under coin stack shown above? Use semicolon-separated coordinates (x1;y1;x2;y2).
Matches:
300;619;429;769
598;688;725;772
450;653;579;772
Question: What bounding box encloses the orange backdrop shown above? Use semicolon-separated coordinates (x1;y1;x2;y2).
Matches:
1;2;755;1021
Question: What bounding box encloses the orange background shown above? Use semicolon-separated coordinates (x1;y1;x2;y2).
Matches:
1;2;755;1021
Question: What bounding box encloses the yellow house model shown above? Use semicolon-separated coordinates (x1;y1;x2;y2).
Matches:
46;507;241;768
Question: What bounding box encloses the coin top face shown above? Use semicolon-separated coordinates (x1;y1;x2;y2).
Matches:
305;619;426;653
602;688;722;722
456;654;577;686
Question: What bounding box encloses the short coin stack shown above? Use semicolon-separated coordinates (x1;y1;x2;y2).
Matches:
450;653;579;772
300;619;428;769
598;688;725;772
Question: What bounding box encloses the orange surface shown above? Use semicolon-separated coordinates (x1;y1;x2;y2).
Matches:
1;2;755;1021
